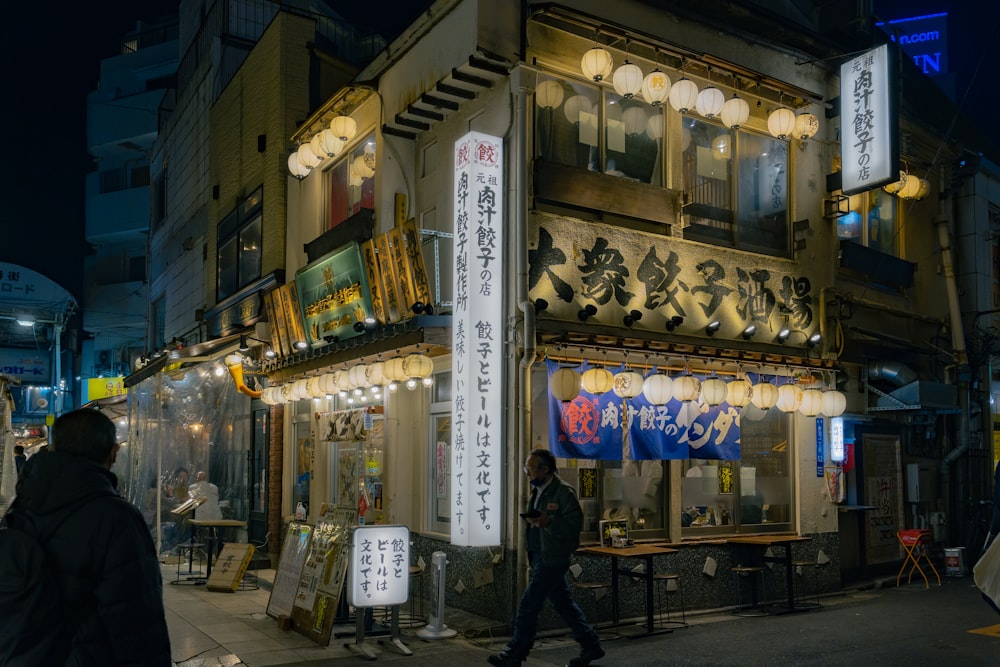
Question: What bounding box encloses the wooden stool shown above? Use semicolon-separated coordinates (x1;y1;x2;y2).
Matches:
574;581;618;638
652;573;688;629
731;566;767;616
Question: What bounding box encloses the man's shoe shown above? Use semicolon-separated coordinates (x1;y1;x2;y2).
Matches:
487;652;523;666
567;644;605;667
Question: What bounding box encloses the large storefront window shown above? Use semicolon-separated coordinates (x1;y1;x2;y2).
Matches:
327;133;376;230
428;371;452;535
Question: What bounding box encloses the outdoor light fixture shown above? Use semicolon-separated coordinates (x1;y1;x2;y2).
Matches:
238;335;250;352
623;309;643;327
412;301;434;315
767;107;796;140
578;304;597;322
705;320;721;336
581;45;613;82
775;327;791;344
534;298;549;315
721;94;750;129
323;335;339;344
669;77;699;113
329;115;358;142
665;315;684;332
695;86;725;118
294;340;308;350
15;315;35;327
807;332;822;347
741;324;757;340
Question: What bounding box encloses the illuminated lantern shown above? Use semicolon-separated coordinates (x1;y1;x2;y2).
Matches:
366;362;385;387
336;370;354;392
821;390;847;417
349;364;370;388
720;95;750;129
726;377;753;407
261;387;280;405
700;377;728;406
581;47;613;82
329;115;358;142
296;143;321;169
291;378;311;400
319;373;339;395
695;86;725;118
798;389;824;417
672;374;701;403
306;376;326;398
750;380;779;410
279;384;297;403
287;152;310;179
646;114;664;140
612;61;644;99
403;353;433;380
581;367;615;395
668;78;699;113
767;107;796;139
384;357;408;382
613;371;645;399
550;368;581;402
640;69;671;106
776;383;803;413
641;373;673;405
794;113;820;140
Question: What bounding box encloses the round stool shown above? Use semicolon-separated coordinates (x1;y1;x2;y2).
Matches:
730;565;767;616
791;560;821;608
574;581;618;638
652;573;688;629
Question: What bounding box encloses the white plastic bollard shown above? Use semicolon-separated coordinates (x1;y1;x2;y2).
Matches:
416;551;458;638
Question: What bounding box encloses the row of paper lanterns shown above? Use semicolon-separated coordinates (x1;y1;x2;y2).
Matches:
549;366;846;417
570;47;819;141
260;353;434;405
287;115;359;179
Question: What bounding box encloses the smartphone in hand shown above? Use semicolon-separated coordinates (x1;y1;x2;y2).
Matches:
520;509;541;520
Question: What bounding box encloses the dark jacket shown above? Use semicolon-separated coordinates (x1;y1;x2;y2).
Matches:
8;450;171;666
525;474;584;567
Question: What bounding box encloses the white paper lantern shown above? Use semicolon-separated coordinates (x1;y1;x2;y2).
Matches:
287;152;310;179
613;371;645;398
296;143;321;169
319;373;339;395
306;376;326;398
641;373;673;405
260;387;280;405
776;383;803;413
794;113;819;140
581;47;613;82
336;370;354;392
750;380;779;410
349;365;370;388
613;61;644;99
640;70;671;106
726;378;753;407
672;374;701;403
700;377;728;406
821;390;847;417
720;95;750;129
581;367;615;395
292;378;311;400
313;128;345;157
622;107;648;135
366;362;385;387
279;384;297;403
353;154;375;179
767;107;796;139
669;78;699;113
404;353;434;380
798;389;824;417
536;79;565;109
329;115;358;142
384;357;408;382
564;95;592;123
550;368;582;402
695;86;725;118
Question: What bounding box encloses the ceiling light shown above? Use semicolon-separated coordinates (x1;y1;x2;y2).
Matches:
15;315;35;327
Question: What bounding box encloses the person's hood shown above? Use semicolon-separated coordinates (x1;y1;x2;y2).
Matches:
14;449;119;519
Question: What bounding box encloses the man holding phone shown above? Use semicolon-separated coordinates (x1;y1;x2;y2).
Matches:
488;449;604;667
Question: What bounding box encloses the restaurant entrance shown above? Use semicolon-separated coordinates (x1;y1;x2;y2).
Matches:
247;403;269;545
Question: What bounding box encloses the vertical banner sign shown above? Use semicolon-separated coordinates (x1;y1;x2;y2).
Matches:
452;131;504;547
816;417;825;477
841;44;897;195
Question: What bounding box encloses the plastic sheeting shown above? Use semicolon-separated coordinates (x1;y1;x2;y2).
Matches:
0;381;14;507
121;363;251;553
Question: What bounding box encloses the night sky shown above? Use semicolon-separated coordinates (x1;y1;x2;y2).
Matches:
0;1;997;302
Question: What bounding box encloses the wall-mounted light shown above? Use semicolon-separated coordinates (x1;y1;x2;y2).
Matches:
323;335;339;344
775;327;791;344
15;315;35;327
807;332;822;347
294;340;309;350
238;335;250;352
578;304;597;322
665;315;684;332
741;324;756;340
412;301;434;315
705;320;721;337
623;309;643;327
534;298;549;315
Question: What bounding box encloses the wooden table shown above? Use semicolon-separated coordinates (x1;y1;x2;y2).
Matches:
726;535;814;613
189;519;248;578
578;544;678;636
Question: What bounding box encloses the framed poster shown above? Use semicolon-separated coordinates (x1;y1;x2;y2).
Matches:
266;522;313;619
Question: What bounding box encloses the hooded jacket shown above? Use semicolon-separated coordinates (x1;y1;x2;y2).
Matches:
7;449;171;666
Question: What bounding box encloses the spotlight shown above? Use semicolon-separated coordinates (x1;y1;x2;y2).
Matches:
294;340;308;350
354;321;365;332
775;327;791;344
665;315;684;332
578;304;597;322
705;320;721;336
623;309;643;327
807;332;822;347
741;324;756;340
412;301;434;315
264;346;276;359
323;335;339;344
534;298;549;315
238;335;250;352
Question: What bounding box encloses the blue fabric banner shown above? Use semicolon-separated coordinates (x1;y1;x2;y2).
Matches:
547;359;623;460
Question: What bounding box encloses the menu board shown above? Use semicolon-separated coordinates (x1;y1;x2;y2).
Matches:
266;522;313;619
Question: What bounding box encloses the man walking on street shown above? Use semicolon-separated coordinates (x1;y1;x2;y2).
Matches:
2;408;172;665
488;448;604;667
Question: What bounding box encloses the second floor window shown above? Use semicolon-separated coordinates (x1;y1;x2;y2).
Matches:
836;189;898;257
217;186;263;301
328;134;377;230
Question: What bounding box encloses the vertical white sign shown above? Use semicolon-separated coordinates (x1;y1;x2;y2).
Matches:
841;44;895;195
830;417;845;463
348;524;409;607
452;131;504;547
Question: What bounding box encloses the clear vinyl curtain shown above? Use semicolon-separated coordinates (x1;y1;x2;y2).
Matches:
121;364;251;553
0;380;14;506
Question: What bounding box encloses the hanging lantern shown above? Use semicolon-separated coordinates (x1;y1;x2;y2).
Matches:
563;95;592;124
581;47;613;82
767;107;796;139
550;367;582;402
385;357;408;382
319;373;339;395
292;378;312;400
314;128;345;157
349;364;370;388
296;143;321;169
287;152;310;179
883;171;906;194
403;353;433;380
794;113;820;140
581;367;615;395
700;377;728;406
536;79;565;109
821;390;847;417
366;362;385;387
329;115;358;142
612;61;644;99
641;373;673;405
622;106;648;135
336;370;354;392
695;86;725;118
720;95;750;129
260;387;281;405
640;69;671;106
306;376;326;399
898;176;929;200
725;377;753;407
279;384;297;403
914;178;931;200
672;374;701;403
750;380;778;410
613;370;645;398
798;389;824;417
669;78;699;113
776;383;803;413
353;154;375;179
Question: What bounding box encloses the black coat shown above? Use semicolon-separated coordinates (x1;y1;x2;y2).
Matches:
8;450;171;666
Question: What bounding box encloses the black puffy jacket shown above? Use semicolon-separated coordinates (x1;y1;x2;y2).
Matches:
7;450;171;666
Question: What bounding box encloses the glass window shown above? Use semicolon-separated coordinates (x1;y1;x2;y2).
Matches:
216;187;263;301
428;370;451;535
328;133;377;229
292;419;312;520
680;117;734;246
737;132;788;255
837;189;898;256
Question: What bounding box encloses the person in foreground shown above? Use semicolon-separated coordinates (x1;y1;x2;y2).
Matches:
488;448;605;667
5;408;172;666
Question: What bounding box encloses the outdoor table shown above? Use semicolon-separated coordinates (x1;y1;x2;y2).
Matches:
726;534;814;614
578;544;678;637
189;519;248;578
